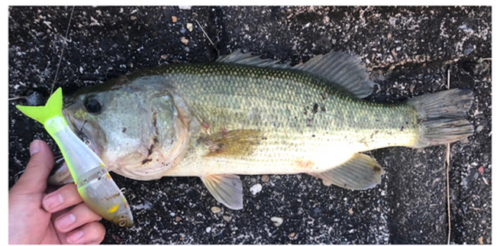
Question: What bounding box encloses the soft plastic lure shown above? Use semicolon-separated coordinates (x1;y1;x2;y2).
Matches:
16;88;133;227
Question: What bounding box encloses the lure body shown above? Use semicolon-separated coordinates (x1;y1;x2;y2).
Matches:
16;88;133;227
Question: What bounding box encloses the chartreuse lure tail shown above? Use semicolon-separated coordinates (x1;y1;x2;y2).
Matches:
16;88;133;227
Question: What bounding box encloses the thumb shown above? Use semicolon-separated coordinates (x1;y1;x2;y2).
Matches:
12;140;54;195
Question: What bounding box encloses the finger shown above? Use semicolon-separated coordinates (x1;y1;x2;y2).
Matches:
65;222;106;244
54;202;102;233
42;184;83;213
13;140;54;195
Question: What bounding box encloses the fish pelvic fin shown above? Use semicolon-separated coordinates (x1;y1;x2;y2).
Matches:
201;174;243;210
407;89;474;147
16;87;65;126
309;153;383;190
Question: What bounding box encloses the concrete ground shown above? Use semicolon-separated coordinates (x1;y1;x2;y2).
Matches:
9;6;491;244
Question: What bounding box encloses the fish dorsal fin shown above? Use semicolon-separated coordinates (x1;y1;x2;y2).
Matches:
216;50;292;69
201;174;243;210
310;153;383;190
292;51;374;98
217;50;374;99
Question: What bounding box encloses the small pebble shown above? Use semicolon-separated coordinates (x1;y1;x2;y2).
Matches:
250;184;262;195
206;227;211;233
223;215;232;222
261;175;269;182
172;16;177;23
271;217;283;227
348;208;354;215
323;16;330;23
289;232;296;238
186;23;193;32
130;16;136;21
476;125;484;132
161;54;168;60
175;216;181;222
180;26;186;34
391;49;398;60
211;206;221;213
409;84;415;94
180;36;189;45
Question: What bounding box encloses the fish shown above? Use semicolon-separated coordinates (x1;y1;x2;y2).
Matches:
16;88;134;227
48;50;474;210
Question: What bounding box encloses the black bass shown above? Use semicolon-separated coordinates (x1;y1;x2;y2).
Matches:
49;51;473;210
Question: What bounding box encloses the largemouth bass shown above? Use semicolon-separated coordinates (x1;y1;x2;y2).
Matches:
49;51;473;210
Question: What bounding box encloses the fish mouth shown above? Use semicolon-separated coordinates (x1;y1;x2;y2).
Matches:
62;109;104;157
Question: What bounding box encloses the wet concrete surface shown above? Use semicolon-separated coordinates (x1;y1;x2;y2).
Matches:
9;6;491;244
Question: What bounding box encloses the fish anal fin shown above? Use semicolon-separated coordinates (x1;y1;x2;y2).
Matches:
201;174;243;210
201;129;261;157
310;153;383;190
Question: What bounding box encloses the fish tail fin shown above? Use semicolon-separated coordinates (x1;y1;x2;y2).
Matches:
16;88;65;125
407;88;474;148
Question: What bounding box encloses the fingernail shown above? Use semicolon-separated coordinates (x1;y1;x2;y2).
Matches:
43;194;63;211
66;229;84;243
30;140;40;156
56;213;76;230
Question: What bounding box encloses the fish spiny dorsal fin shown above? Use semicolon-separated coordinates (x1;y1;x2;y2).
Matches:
216;50;292;69
292;51;374;99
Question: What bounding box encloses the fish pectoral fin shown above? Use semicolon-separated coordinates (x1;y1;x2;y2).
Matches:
201;174;243;210
48;159;74;185
309;153;383;190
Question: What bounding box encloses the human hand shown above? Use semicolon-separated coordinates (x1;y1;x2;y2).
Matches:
9;140;106;244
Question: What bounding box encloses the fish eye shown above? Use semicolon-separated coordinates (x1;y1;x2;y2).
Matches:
84;96;102;114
